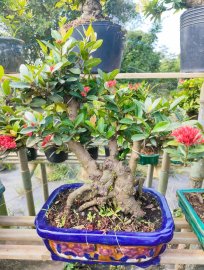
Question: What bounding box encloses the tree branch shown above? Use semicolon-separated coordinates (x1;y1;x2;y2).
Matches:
68;140;102;180
129;141;141;175
108;138;118;157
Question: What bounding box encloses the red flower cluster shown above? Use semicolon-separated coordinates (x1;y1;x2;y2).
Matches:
129;83;141;91
171;126;204;146
50;66;55;73
41;135;52;147
81;86;90;97
0;135;16;151
106;80;117;88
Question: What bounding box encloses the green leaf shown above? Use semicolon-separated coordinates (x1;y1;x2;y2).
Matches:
62;27;74;42
26;136;41;147
9;81;30;89
49;94;64;103
152;121;170;133
2;79;11;95
85;58;101;69
52;62;64;72
66;77;78;82
30;98;46;107
74;113;84;127
51;29;62;40
37;40;48;54
2;106;15;115
170;96;185;110
91;40;103;51
20;127;37;134
69;68;81;75
109;69;119;80
24;112;36;122
97;117;105;133
53;134;62;145
0;65;4;80
131;134;148;142
119;118;134;125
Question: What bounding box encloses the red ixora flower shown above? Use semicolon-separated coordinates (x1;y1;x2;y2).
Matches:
81;91;87;97
171;126;204;146
50;66;55;73
84;86;90;93
41;135;52;147
106;80;117;88
0;135;16;151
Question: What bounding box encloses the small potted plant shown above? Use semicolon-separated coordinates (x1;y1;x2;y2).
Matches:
131;95;186;166
165;125;204;248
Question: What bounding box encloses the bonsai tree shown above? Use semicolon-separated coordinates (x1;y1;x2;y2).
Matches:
6;25;185;219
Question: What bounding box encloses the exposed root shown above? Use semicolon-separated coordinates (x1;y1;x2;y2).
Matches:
78;193;114;212
65;184;93;213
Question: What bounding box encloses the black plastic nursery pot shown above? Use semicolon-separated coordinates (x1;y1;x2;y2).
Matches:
0;37;24;73
45;146;68;163
139;154;159;166
87;147;98;160
35;183;174;268
180;6;204;72
72;20;125;73
26;148;37;161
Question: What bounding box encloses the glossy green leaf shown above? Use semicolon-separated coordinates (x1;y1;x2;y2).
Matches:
131;134;148;142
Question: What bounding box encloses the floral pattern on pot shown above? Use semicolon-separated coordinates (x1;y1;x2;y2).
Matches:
35;184;174;268
47;240;165;265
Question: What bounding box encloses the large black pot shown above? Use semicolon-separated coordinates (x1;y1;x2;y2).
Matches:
180;7;204;72
45;146;68;163
72;20;125;73
0;37;24;73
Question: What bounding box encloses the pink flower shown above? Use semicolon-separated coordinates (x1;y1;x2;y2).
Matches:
106;80;117;88
41;135;52;147
84;86;90;93
27;132;33;137
0;135;16;151
81;91;87;97
50;66;55;73
171;126;204;146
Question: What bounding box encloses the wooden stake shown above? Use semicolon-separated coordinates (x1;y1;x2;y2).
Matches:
146;165;154;188
40;164;49;201
18;148;35;216
158;151;170;195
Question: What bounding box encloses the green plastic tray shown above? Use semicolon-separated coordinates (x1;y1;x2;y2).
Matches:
177;189;204;249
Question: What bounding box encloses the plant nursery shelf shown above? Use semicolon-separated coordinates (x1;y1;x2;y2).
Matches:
0;216;203;265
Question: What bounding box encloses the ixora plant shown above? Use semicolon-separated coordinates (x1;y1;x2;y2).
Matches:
165;125;204;249
165;125;204;165
5;26;179;267
0;73;37;160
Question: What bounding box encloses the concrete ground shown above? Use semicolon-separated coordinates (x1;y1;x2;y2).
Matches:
0;164;203;270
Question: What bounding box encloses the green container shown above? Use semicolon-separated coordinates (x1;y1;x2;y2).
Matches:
139;154;159;166
177;189;204;249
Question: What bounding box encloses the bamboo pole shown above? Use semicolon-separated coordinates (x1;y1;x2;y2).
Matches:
146;165;154;188
40;164;49;201
190;83;204;188
0;195;7;216
18;148;35;216
158;151;170;195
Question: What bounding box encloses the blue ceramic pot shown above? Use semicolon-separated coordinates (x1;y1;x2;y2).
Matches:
177;189;204;249
35;184;174;268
